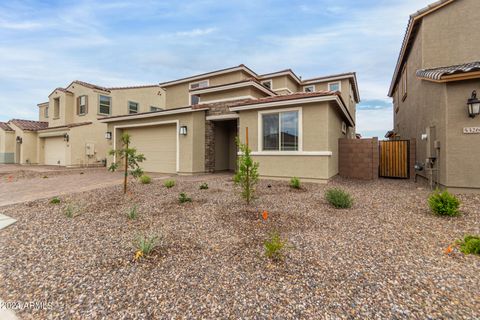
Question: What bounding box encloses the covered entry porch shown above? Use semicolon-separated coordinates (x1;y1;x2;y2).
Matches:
205;114;238;173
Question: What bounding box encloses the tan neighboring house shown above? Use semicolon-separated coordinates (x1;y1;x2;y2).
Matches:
100;65;360;181
388;0;480;191
1;81;163;166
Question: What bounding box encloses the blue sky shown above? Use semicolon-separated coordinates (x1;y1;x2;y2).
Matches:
0;0;434;137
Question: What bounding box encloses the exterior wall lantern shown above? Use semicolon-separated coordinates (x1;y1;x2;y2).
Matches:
467;90;480;118
16;136;22;144
179;126;188;135
105;132;112;140
63;133;69;142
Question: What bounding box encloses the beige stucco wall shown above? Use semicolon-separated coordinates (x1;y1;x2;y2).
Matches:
199;86;268;103
311;79;356;122
0;130;15;163
163;71;251;108
422;0;480;69
8;123;38;164
105;111;206;174
38;104;48;122
266;75;300;93
237;102;345;180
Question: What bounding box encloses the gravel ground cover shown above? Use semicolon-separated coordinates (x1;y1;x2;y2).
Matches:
0;175;479;319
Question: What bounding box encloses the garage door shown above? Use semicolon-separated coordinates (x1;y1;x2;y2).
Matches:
125;125;177;173
44;137;66;165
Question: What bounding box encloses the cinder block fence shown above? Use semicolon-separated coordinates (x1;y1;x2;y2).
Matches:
339;138;379;180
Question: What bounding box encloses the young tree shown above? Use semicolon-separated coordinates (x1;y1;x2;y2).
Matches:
234;137;259;204
108;133;146;194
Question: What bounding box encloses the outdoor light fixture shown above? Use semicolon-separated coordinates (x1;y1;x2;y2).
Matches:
63;133;69;142
467;90;480;118
179;126;188;135
105;131;112;140
16;136;22;144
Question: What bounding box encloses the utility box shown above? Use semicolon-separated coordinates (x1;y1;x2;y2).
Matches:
85;143;95;156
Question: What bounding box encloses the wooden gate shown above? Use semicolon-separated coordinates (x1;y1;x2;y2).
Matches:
379;140;410;179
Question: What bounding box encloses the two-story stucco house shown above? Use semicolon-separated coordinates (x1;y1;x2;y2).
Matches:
100;65;360;181
388;0;480;191
0;81;163;166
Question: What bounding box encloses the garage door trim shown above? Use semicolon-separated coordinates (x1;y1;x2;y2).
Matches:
113;120;179;172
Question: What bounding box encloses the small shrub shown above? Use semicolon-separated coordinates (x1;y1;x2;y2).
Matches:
199;182;209;190
234;138;259;204
65;204;76;218
127;205;139;220
428;189;460;217
264;232;288;261
164;179;175;188
50;197;61;204
457;235;480;255
290;177;301;189
178;192;192;203
140;175;152;184
43;176;48;179
325;188;353;209
134;234;159;256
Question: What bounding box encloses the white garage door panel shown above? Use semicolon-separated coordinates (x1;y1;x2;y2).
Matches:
44;137;66;165
125;125;177;173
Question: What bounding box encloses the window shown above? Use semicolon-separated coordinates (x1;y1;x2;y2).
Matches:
77;95;88;115
44;107;49;118
53;98;60;119
189;80;209;90
150;106;163;112
303;85;315;93
99;95;111;115
342;122;347;134
401;65;407;100
262;110;299;151
190;94;200;105
328;82;341;92
261;80;272;89
128;101;138;114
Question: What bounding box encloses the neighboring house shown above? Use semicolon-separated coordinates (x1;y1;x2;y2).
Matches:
3;81;163;166
388;0;480;191
100;65;360;181
0;122;15;163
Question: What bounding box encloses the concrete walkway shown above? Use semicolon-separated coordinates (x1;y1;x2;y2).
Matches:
0;171;124;207
0;214;16;230
0;303;18;320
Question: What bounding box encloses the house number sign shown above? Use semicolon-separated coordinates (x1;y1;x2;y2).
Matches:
463;127;480;134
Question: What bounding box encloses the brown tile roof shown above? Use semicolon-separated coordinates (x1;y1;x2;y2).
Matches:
231;91;342;107
48;87;74;97
388;0;457;96
0;122;13;131
69;80;110;92
37;101;49;107
37;122;92;131
303;72;356;82
416;61;480;81
108;84;159;90
258;69;302;83
10;119;49;131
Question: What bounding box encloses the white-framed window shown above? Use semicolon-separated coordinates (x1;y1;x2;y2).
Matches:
261;80;273;89
98;95;111;115
189;80;209;90
150;106;163;112
328;82;341;92
128;101;138;114
44;107;49;118
77;95;87;115
259;108;302;152
53;98;60;119
190;94;200;105
303;85;315;93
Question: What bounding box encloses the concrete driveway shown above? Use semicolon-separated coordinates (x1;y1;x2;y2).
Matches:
0;167;124;207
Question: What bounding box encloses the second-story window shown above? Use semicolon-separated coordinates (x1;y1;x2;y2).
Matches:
191;95;200;105
44;107;49;118
128;101;138;114
401;65;407;100
189;80;209;90
328;82;341;92
303;85;315;93
53;98;60;119
261;80;272;89
99;95;111;115
77;95;88;115
150;106;163;112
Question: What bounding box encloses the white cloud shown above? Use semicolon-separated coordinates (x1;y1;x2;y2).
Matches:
175;28;217;37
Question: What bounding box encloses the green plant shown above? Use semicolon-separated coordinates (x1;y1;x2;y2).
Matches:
325;188;353;209
164;179;176;188
50;197;61;204
428;189;460;217
178;192;192;203
290;177;301;189
457;235;480;255
134;234;159;256
65;204;77;218
108;133;146;194
199;182;209;190
127;205;139;220
234;138;259;204
264;232;288;261
42;175;48;179
139;175;152;184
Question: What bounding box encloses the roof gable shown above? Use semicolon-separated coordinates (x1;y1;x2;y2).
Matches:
9;119;49;131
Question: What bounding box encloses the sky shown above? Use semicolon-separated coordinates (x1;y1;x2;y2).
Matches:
0;0;435;137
